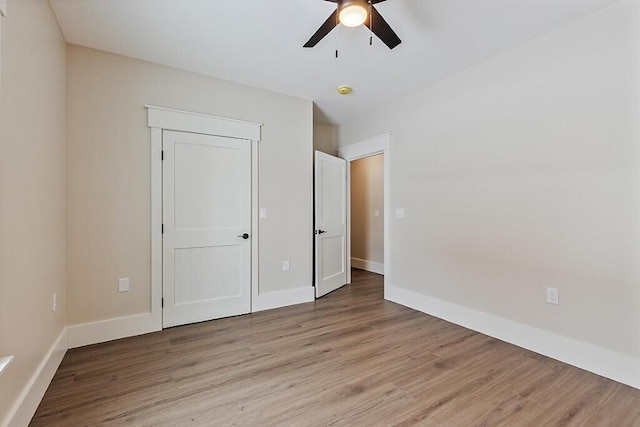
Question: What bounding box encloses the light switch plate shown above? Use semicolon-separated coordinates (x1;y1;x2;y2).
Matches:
119;278;130;292
260;208;267;220
395;208;405;219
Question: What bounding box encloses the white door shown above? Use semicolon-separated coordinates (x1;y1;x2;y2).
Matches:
314;151;347;298
163;130;251;328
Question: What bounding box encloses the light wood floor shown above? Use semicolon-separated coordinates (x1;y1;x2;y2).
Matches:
32;269;640;426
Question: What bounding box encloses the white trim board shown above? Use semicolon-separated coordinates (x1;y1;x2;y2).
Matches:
0;356;13;377
250;140;261;310
65;284;315;347
67;313;159;349
252;286;315;313
338;133;390;161
146;105;262;141
2;329;67;427
386;284;640;390
351;258;384;275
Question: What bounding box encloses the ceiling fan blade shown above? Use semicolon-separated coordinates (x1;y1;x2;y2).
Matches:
304;10;338;48
365;6;402;49
370;0;387;3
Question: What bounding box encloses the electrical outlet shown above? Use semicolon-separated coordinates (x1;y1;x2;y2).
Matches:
395;208;405;219
282;260;290;272
546;287;559;305
52;293;57;313
119;278;130;292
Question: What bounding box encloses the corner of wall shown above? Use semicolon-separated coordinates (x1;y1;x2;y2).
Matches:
2;329;68;427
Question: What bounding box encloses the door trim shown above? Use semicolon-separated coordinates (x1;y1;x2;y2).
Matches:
337;133;390;288
147;106;262;330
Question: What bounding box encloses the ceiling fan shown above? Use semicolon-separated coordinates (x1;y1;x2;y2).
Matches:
304;0;402;50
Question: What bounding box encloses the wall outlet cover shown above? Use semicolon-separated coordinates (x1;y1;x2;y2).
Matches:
546;287;559;305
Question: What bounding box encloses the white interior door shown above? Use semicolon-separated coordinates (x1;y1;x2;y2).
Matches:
163;130;251;328
314;151;347;298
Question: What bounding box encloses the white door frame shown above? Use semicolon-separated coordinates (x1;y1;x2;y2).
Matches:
337;133;391;289
147;106;262;330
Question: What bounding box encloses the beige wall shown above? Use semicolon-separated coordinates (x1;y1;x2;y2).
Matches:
313;121;337;156
339;1;640;359
350;154;384;265
0;0;67;422
66;45;313;324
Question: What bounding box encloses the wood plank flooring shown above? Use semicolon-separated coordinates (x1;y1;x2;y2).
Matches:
32;269;640;426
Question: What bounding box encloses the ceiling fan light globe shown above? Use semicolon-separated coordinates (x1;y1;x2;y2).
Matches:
339;4;368;27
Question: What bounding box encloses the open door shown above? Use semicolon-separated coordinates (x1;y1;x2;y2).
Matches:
314;151;347;298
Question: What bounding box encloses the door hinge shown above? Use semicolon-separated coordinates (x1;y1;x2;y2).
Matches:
161;150;164;161
162;298;164;308
162;224;164;234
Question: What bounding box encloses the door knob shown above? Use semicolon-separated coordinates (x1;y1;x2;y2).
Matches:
238;233;250;239
315;230;327;235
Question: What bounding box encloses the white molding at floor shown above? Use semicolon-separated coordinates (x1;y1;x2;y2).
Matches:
252;286;315;312
351;258;384;275
0;356;13;378
3;329;67;427
67;313;160;349
385;284;640;390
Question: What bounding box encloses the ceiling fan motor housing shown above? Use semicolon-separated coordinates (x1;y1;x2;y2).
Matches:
338;0;370;12
338;0;370;27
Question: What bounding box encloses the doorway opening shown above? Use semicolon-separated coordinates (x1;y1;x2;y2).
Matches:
338;133;390;288
313;133;390;299
350;153;384;276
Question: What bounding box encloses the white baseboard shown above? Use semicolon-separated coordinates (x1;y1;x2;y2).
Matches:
67;312;161;349
252;286;315;312
351;257;384;275
3;329;68;427
0;356;14;378
385;284;640;390
67;286;316;347
2;286;312;427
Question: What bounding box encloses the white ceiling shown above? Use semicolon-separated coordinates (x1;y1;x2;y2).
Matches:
49;0;620;124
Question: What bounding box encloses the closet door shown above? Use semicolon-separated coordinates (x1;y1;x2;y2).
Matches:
163;130;251;327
